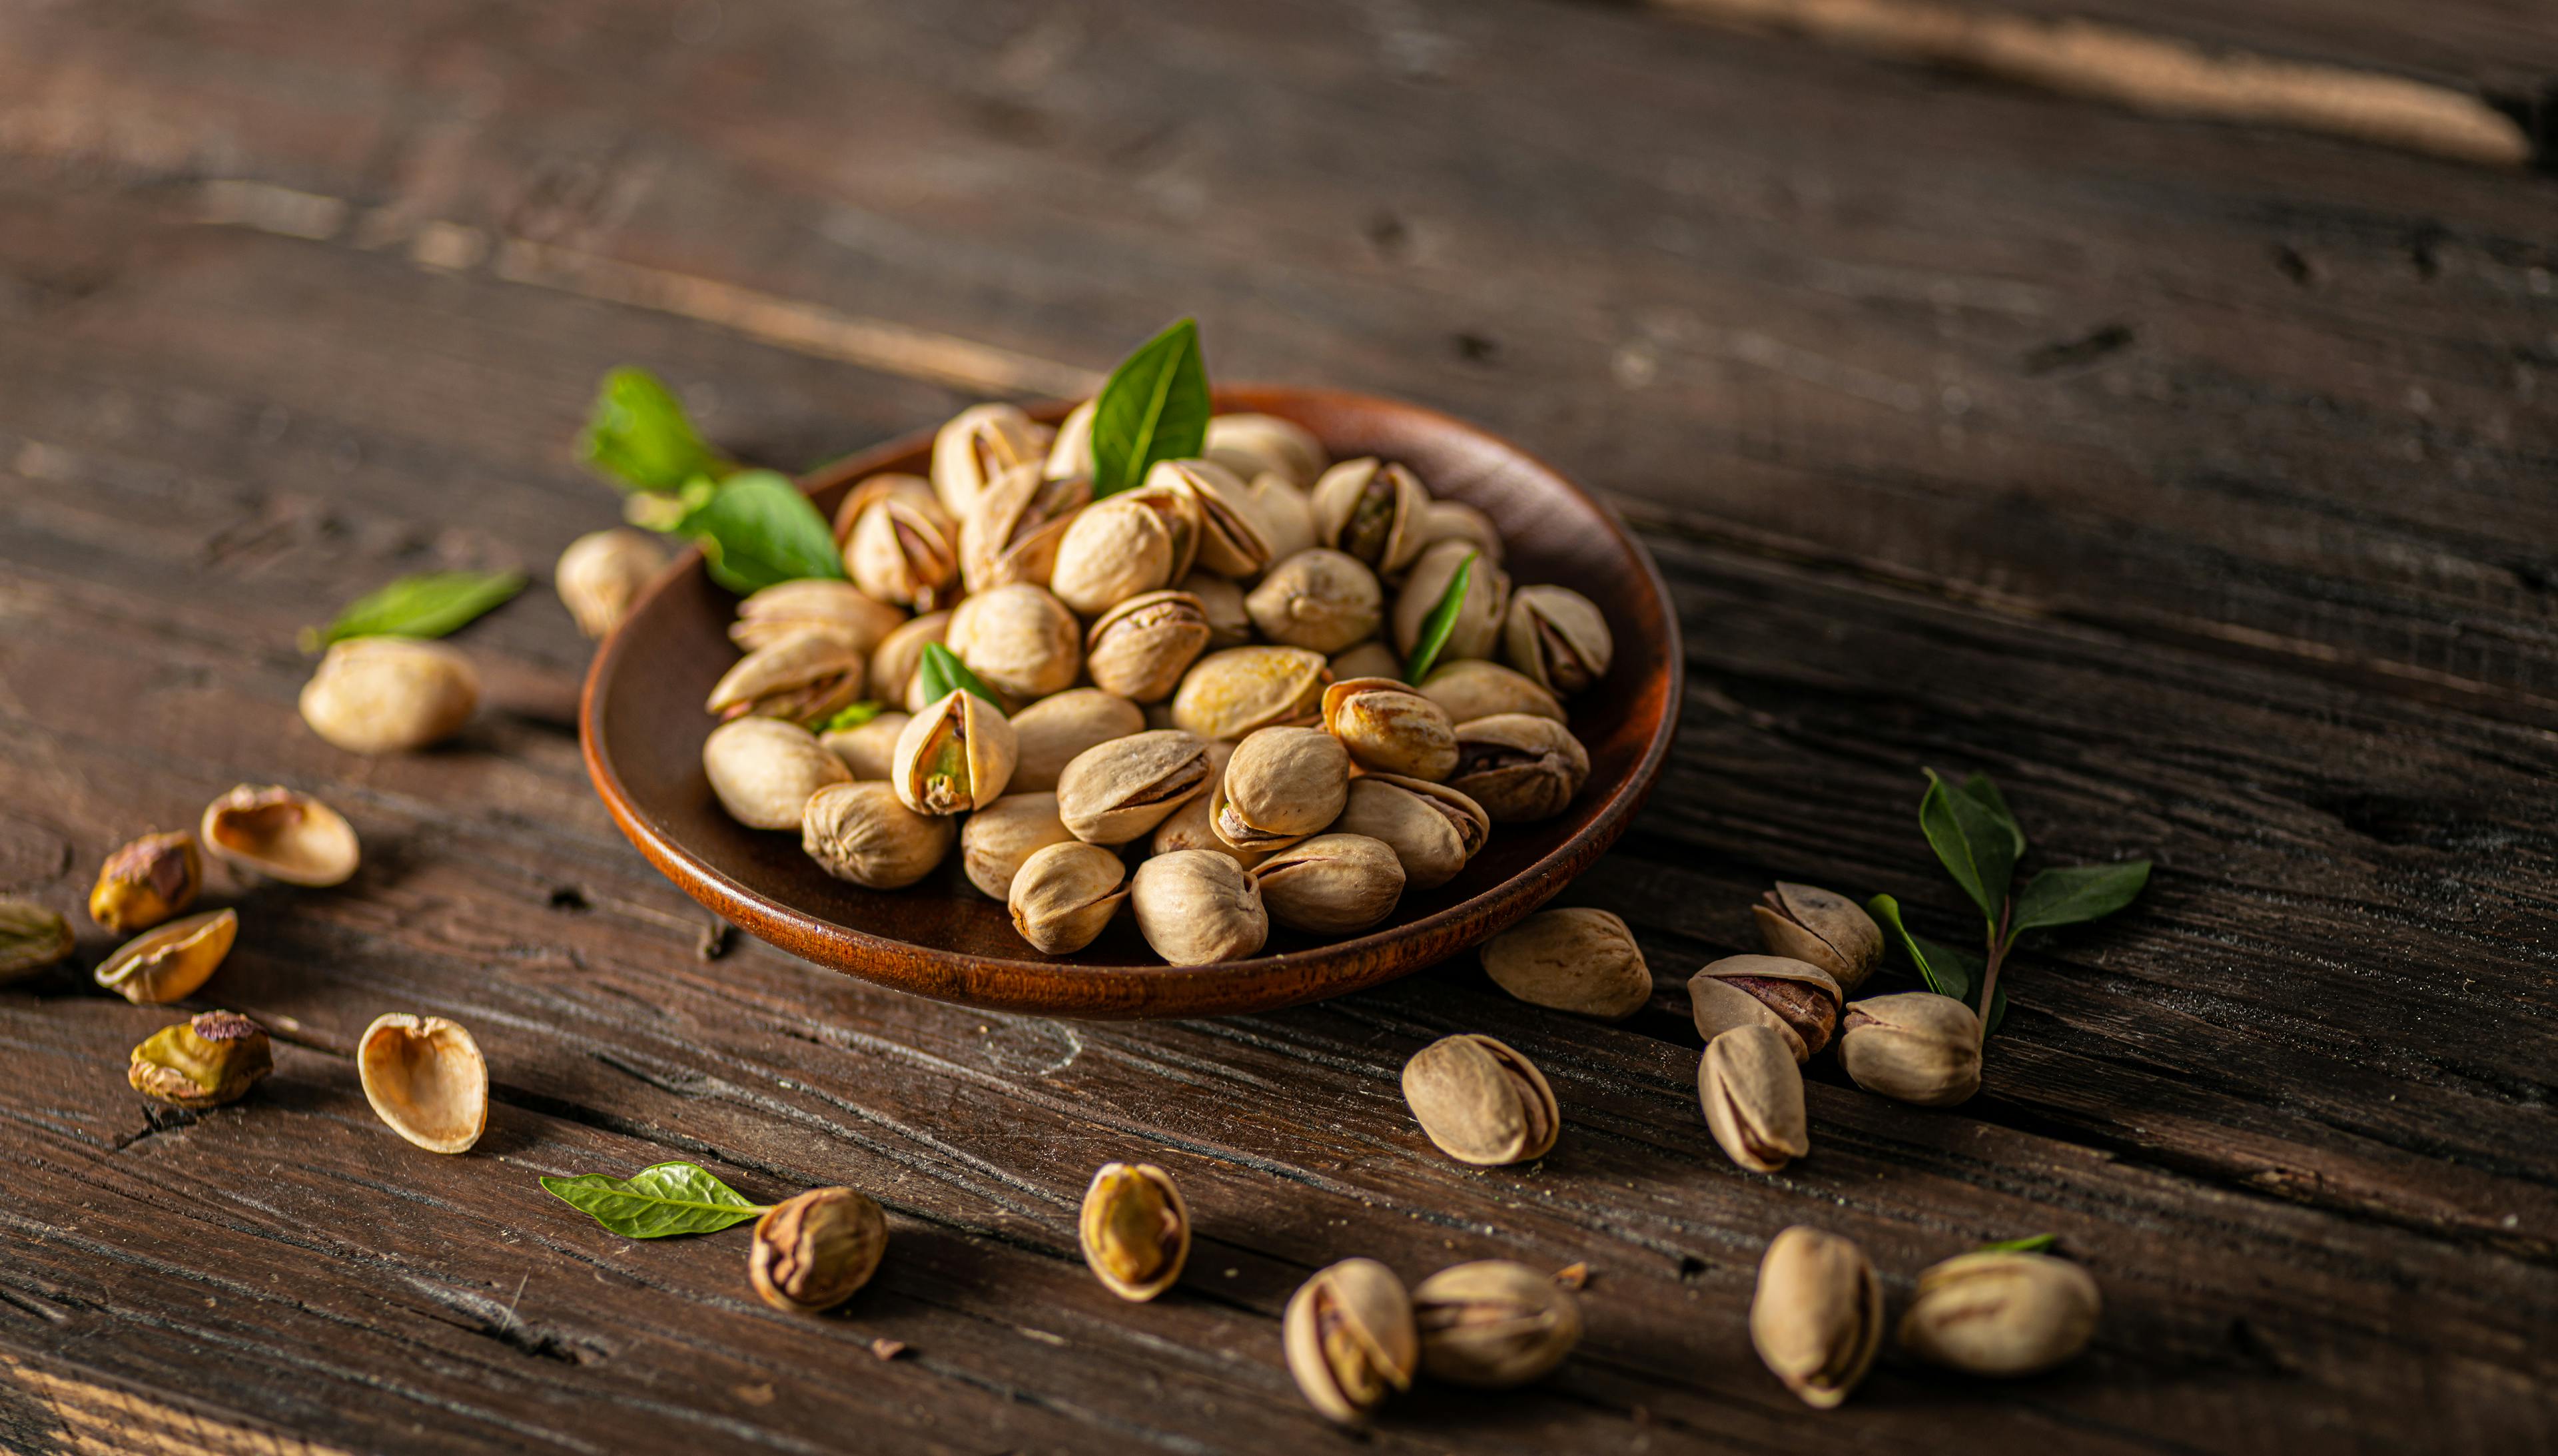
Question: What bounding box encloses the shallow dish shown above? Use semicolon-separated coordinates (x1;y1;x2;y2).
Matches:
581;386;1681;1018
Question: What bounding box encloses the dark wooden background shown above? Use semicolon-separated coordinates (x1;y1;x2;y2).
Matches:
4;1;2555;1451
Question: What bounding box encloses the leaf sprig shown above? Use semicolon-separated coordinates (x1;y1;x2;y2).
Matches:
540;1161;770;1238
580;369;843;596
301;570;526;653
1400;551;1478;685
915;641;1002;707
1086;318;1210;498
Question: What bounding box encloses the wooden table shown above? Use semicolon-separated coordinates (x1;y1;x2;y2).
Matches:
5;1;2554;1451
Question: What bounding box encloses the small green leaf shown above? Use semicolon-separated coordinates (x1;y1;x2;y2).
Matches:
1400;551;1478;685
582;367;727;492
2008;862;2150;942
1960;773;2028;859
916;641;1003;707
815;701;888;734
1867;894;2006;1035
684;471;845;595
1976;1234;2056;1254
302;570;525;652
1087;318;1210;498
538;1162;770;1238
1920;769;2018;929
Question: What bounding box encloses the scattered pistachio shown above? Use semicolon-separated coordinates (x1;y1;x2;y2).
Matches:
1751;1226;1883;1409
1051;492;1193;616
95;909;238;1005
1412;1260;1583;1388
749;1187;889;1314
1754;882;1884;993
128;1010;272;1108
1415;499;1503;565
200;785;361;887
1284;1258;1418;1425
299;637;479;753
1699;1025;1807;1174
1837;992;1984;1106
1480;909;1651;1019
1245;476;1320;563
0;900;75;982
1179;571;1254;649
1326;639;1402;683
1687;954;1845;1062
1077;1162;1189;1301
1149;458;1271;578
802;781;955;890
556;528;668;638
1402;1034;1559;1166
839;474;962;611
356;1012;488;1155
1899;1250;2100;1377
89;831;201;934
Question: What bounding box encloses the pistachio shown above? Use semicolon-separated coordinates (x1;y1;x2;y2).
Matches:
1837;992;1983;1107
1321;677;1458;781
946;583;1082;701
1077;1162;1190;1301
839;474;962;611
1009;841;1130;954
1698;1026;1807;1174
1148;459;1270;578
95;909;238;1005
1245;549;1384;653
1211;727;1350;855
871;610;954;711
128;1010;272;1108
556;528;668;637
960;793;1076;899
1393;538;1511;662
1056;730;1213;844
1085;591;1212;703
1750;1226;1883;1409
1688;955;1845;1062
1502;585;1613;696
703;717;852;829
1480;909;1651;1018
1148;743;1264;867
730;578;906;655
1045;398;1096;479
1168;645;1330;741
1448;714;1589;823
959;461;1090;593
89;831;201;933
1417;659;1564;725
1204;412;1326;488
1179;571;1254;649
1328;639;1403;683
1244;476;1319;564
1415;500;1504;566
0;900;75;981
299;637;478;753
1251;833;1405;935
356;1012;488;1154
891;689;1019;815
932;402;1049;518
803;781;956;890
200;785;361;887
1402;1034;1560;1166
1899;1250;2100;1377
1010;689;1147;793
1754;883;1884;994
1312;458;1430;575
821;711;912;780
1331;774;1488;891
705;629;867;727
750;1187;889;1315
1050;490;1198;615
1413;1260;1582;1388
1129;849;1267;964
1284;1258;1418;1425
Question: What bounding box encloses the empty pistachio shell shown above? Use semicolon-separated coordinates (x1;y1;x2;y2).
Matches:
1148;743;1264;867
1699;1026;1807;1174
1899;1251;2100;1377
841;475;963;612
705;628;867;727
1418;659;1564;725
1312;458;1430;575
1394;538;1512;662
1009;690;1146;793
95;909;238;1005
0;900;75;981
959;461;1090;593
1481;909;1651;1019
891;689;1019;815
1009;841;1130;954
1321;677;1458;781
703;717;852;830
1085;591;1212;703
1689;955;1845;1062
1204;412;1326;488
821;711;911;781
201;785;360;887
1149;459;1270;579
1415;500;1504;566
1328;640;1403;683
750;1187;889;1315
1751;1226;1883;1409
1414;1260;1582;1388
1837;992;1984;1106
1402;1034;1559;1166
128;1010;272;1108
1331;775;1488;891
946;583;1082;701
1045;398;1096;479
1170;645;1330;741
1284;1258;1418;1425
1211;727;1350;855
1050;492;1194;616
932;402;1049;519
1244;476;1320;564
1056;730;1213;845
960;793;1076;899
869;611;953;707
729;577;906;655
1129;850;1267;964
1245;549;1383;653
557;528;667;638
802;781;955;890
300;637;479;753
1180;571;1254;649
89;831;201;934
1502;585;1612;696
1448;715;1589;823
1078;1162;1190;1301
1755;883;1885;994
1251;833;1405;935
357;1012;488;1154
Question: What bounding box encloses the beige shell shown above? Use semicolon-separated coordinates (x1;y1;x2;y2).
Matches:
871;611;953;710
891;689;1019;815
841;475;962;611
556;528;667;638
1085;591;1212;703
1480;908;1651;1019
1414;500;1505;567
1078;1162;1191;1301
1503;584;1612;696
1147;743;1263;867
1751;1226;1884;1409
749;1187;889;1315
1838;992;1984;1106
1284;1258;1418;1425
1244;476;1320;564
299;637;479;753
358;1013;488;1154
961;793;1077;900
821;711;911;781
705;629;867;726
1322;677;1458;781
1413;1260;1583;1389
0;900;75;981
1898;1251;2102;1377
933;403;1051;518
1328;640;1403;683
1180;572;1254;649
1056;730;1213;845
802;781;955;890
946;583;1081;702
1049;493;1184;616
1699;1025;1808;1174
1250;833;1405;935
703;717;852;829
1416;659;1564;725
1147;459;1270;579
1448;714;1589;823
1311;458;1430;575
1688;954;1845;1062
1755;882;1885;994
1168;646;1330;741
1010;841;1130;954
1010;689;1146;793
1330;774;1488;891
1402;1033;1560;1166
201;785;362;888
1045;399;1096;479
959;462;1090;593
1204;413;1326;488
95;909;238;1005
1246;549;1384;653
730;578;905;656
1393;538;1512;661
1128;849;1267;964
1210;727;1350;855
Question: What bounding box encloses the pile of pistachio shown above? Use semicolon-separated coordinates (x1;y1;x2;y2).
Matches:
689;402;1614;962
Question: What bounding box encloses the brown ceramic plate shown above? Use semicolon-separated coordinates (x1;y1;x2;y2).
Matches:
581;387;1681;1018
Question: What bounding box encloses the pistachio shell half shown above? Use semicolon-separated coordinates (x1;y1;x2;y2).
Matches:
95;909;238;1005
1755;883;1885;994
1085;591;1212;703
1204;413;1326;488
1245;549;1383;653
1481;908;1651;1018
1250;833;1405;935
1502;585;1613;696
1418;659;1564;725
1211;727;1350;855
959;461;1090;593
729;577;907;656
705;629;867;727
960;793;1076;900
1699;1026;1807;1174
1078;1162;1190;1301
1148;459;1270;579
1284;1258;1418;1424
357;1012;488;1154
1009;841;1130;954
201;785;361;887
1402;1034;1559;1166
1448;714;1589;823
1393;538;1512;662
0;900;75;981
1899;1250;2100;1377
1169;645;1330;741
703;717;852;829
128;1010;272;1108
1751;1226;1883;1409
557;528;667;638
1148;744;1264;868
891;689;1019;815
1688;954;1845;1062
931;402;1049;518
840;474;962;611
802;781;955;889
1414;1260;1582;1389
750;1187;889;1315
89;831;201;934
1311;458;1429;575
1129;850;1267;964
1330;774;1488;891
1837;992;1983;1106
1321;677;1458;781
300;637;479;753
946;583;1081;702
1056;730;1213;845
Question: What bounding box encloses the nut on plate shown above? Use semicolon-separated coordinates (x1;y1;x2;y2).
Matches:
703;717;851;830
1204;412;1327;489
947;582;1082;702
821;711;911;781
1147;458;1271;579
1245;548;1384;654
1416;500;1503;566
1321;676;1458;781
1210;727;1350;856
1045;398;1096;479
1699;1025;1808;1174
959;461;1090;593
1402;1034;1559;1166
959;793;1075;900
1837;992;1983;1106
1049;488;1200;616
1480;908;1651;1019
1393;537;1512;663
1688;954;1845;1061
1331;774;1488;891
1056;730;1213;845
1754;882;1884;992
1312;458;1430;575
750;1187;889;1314
357;1012;488;1154
868;611;951;708
89;831;201;934
932;402;1049;519
1084;591;1212;703
556;528;667;638
891;689;1019;815
1129;850;1267;964
1898;1250;2100;1376
1078;1162;1189;1301
1284;1258;1418;1424
1447;714;1589;823
1244;476;1319;563
1180;571;1254;649
839;474;961;611
0;899;75;981
95;909;238;1005
803;782;955;890
129;1010;272;1108
1250;833;1405;935
1751;1226;1883;1409
729;577;905;656
1009;841;1130;954
1501;584;1612;697
1327;639;1402;684
1147;743;1260;867
705;628;867;727
1417;659;1563;725
200;785;362;887
1009;689;1146;793
299;637;479;753
1413;1260;1583;1388
1168;645;1330;741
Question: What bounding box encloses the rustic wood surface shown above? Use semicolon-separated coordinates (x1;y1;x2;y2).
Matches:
3;1;2555;1452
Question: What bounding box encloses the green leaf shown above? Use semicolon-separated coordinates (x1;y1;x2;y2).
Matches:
1976;1234;2056;1254
915;641;1001;707
684;471;845;595
2008;862;2150;942
815;701;888;734
1867;894;2006;1035
1399;551;1478;685
1087;318;1210;498
1960;773;2028;859
302;570;525;652
538;1162;771;1238
582;367;726;492
1920;769;2018;928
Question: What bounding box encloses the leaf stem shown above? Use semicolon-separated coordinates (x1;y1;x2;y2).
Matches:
1976;895;2012;1047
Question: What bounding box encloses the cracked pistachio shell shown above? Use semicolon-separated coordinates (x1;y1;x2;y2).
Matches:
1755;883;1885;994
1085;591;1212;703
1148;458;1270;579
803;781;955;890
129;1010;271;1108
892;689;1019;815
1180;571;1254;650
1328;640;1402;683
821;711;911;781
358;1012;487;1154
1416;500;1504;567
1045;398;1096;479
1130;850;1267;965
1751;1226;1883;1409
1312;458;1430;575
0;900;75;981
704;717;851;829
557;528;667;638
1418;659;1564;725
1078;1162;1190;1302
730;578;905;656
1285;1258;1418;1424
1838;992;1983;1107
750;1187;888;1315
95;909;237;1005
1011;689;1146;794
1244;476;1319;564
706;629;867;727
961;792;1076;900
1211;727;1350;855
1169;646;1330;741
1394;538;1512;661
1448;715;1589;823
932;402;1051;518
1699;1026;1808;1174
1402;1034;1559;1166
947;583;1082;702
300;637;478;753
1414;1260;1583;1389
1204;413;1326;489
960;461;1090;593
1148;743;1264;867
1251;833;1405;935
1899;1252;2101;1377
201;785;360;887
870;610;953;711
1502;585;1612;697
1322;677;1458;781
1009;840;1129;954
1056;730;1213;845
1332;775;1488;891
1689;954;1845;1062
1246;549;1384;654
841;474;962;612
1481;908;1650;1019
90;831;201;934
1050;488;1200;615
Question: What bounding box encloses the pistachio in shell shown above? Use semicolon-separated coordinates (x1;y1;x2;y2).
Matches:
1179;571;1254;650
1699;1025;1807;1174
200;785;361;887
931;402;1049;518
1401;1034;1559;1166
1328;639;1403;684
821;710;912;781
1284;1258;1418;1425
730;578;906;656
1204;412;1326;489
1147;458;1270;579
1210;727;1350;855
1480;908;1651;1019
1755;883;1885;994
703;717;851;830
1331;774;1488;891
1837;992;1983;1107
891;689;1019;815
357;1012;488;1154
1688;954;1845;1062
1085;591;1212;703
839;474;961;612
705;628;867;727
0;899;75;982
960;792;1076;899
299;637;479;753
1009;840;1130;954
1751;1226;1883;1409
1245;476;1319;564
1010;689;1146;794
959;460;1090;593
95;909;238;1005
128;1010;271;1108
89;831;201;933
1077;1162;1190;1301
945;582;1082;702
1448;714;1589;823
1129;849;1267;964
1898;1250;2101;1377
1049;490;1195;616
1413;1260;1583;1389
1392;538;1512;662
1503;584;1612;696
1045;398;1096;479
1056;730;1213;845
1415;499;1504;566
803;781;956;890
1245;549;1384;654
1311;458;1429;575
1168;645;1330;742
749;1187;889;1315
1321;677;1458;781
557;528;668;638
1148;743;1265;868
869;610;953;709
1417;658;1564;725
1250;833;1405;935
